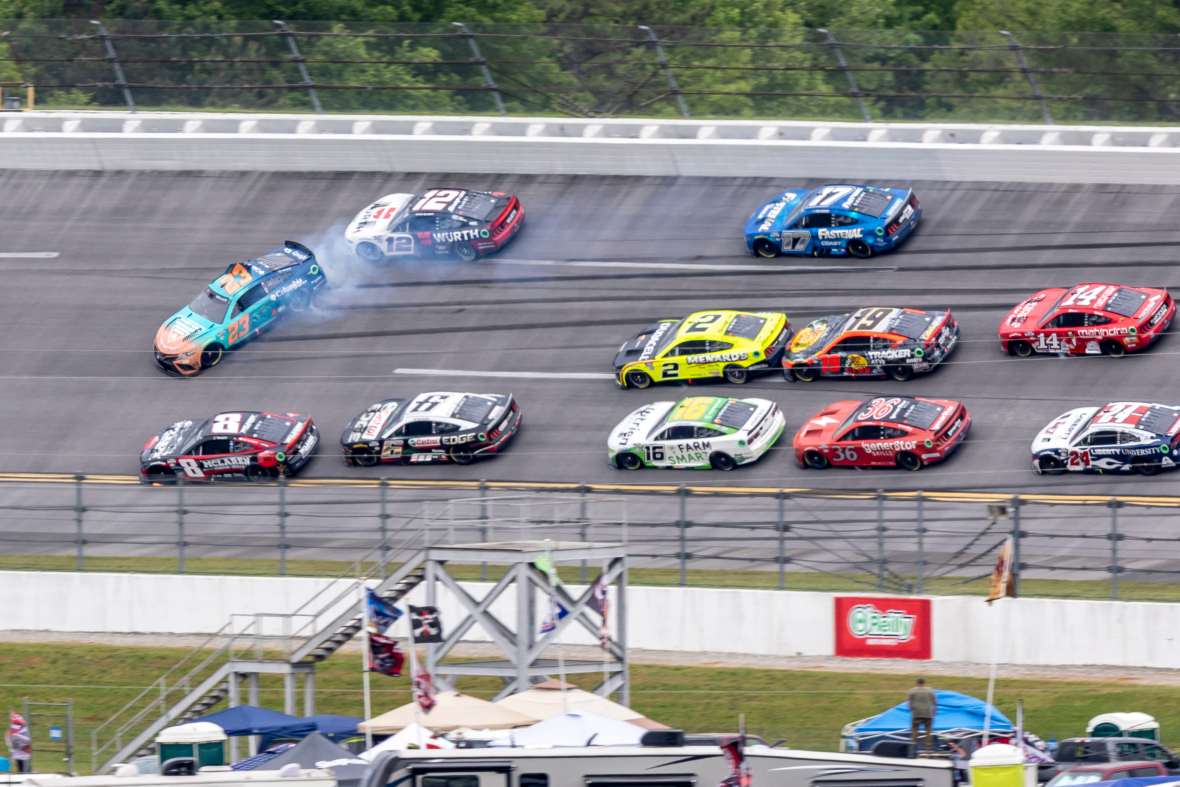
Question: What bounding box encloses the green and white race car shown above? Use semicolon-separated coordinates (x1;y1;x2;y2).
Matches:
607;395;785;471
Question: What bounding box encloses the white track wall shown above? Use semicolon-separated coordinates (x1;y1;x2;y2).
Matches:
3;570;1174;668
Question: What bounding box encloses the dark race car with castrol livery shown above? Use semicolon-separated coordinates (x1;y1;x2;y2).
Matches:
340;391;521;466
344;188;524;263
140;411;318;484
784;307;958;382
744;184;920;259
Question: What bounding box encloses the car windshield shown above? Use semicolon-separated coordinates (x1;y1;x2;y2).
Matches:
655;320;684;355
1050;774;1105;786
188;288;230;324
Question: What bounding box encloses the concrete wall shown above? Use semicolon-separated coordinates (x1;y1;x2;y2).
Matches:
5;111;1180;183
3;570;1174;668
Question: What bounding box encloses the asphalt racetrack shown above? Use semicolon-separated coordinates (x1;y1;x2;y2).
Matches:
2;170;1178;495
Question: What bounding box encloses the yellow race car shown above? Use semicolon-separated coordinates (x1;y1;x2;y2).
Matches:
613;310;792;389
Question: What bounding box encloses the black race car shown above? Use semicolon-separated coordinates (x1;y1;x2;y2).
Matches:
340;392;521;466
140;411;318;484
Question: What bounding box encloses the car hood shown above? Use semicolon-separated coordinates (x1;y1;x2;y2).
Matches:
142;419;204;462
608;402;676;450
345;193;414;241
786;314;848;361
341;400;406;444
613;321;678;368
744;190;807;235
155;310;214;354
1033;407;1099;452
1002;290;1064;333
793;401;860;445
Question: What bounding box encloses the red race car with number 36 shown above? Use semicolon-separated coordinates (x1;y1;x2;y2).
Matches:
793;396;970;472
1000;283;1173;358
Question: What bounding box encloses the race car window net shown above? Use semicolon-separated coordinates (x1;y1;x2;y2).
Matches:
1136;406;1180;436
792;213;859;229
453;191;503;222
847;189;895;218
890;311;937;340
1106;288;1150;317
715;400;758;430
725;314;767;340
454;395;497;425
261;270;294;294
251;251;301;272
189;287;230;324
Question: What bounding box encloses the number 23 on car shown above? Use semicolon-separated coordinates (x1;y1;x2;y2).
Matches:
793;396;970;472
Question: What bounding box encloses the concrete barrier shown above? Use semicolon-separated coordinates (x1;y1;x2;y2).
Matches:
4;569;1177;668
4;111;1180;182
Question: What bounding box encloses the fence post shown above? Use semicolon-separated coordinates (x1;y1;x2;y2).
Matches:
1109;497;1121;599
74;475;85;571
579;484;588;583
1011;495;1021;596
177;478;185;574
777;490;789;590
638;26;690;120
916;492;924;594
876;490;885;591
273;21;323;114
278;475;288;576
479;479;488;580
678;485;688;586
379;478;388;578
818;28;871;123
452;23;507;116
88;21;135;113
999;30;1053;125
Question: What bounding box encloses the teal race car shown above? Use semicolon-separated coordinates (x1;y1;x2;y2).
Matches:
153;242;328;376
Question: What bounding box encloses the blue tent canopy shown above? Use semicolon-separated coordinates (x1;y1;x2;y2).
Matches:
853;690;1013;733
305;715;362;741
192;706;318;738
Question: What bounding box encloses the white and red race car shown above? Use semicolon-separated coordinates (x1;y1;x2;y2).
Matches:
344;188;524;263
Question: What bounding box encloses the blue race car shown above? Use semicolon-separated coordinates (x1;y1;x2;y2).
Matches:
1032;402;1180;476
744;184;920;259
153;241;328;376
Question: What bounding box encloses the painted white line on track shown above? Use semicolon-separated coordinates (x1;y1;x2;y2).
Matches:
395;367;615;380
490;258;891;274
0;252;59;258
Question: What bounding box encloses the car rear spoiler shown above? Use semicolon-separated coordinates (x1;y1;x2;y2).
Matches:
284;240;316;259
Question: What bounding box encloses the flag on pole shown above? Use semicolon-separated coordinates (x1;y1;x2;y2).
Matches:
987;536;1017;604
718;718;751;787
589;572;611;650
540;596;568;634
409;605;443;643
368;633;405;677
409;647;437;714
366;589;403;634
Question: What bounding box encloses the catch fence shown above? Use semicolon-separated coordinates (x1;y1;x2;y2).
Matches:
2;475;1180;600
2;21;1180;123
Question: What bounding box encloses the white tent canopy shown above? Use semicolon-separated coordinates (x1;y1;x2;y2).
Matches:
496;681;650;724
359;692;539;734
359;723;454;761
488;710;645;748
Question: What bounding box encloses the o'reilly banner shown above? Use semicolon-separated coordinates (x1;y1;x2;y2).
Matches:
835;597;931;660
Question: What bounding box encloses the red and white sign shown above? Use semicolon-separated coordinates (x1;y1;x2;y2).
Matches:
835;596;931;660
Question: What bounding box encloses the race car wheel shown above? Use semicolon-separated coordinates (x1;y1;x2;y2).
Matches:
1101;339;1126;358
351;446;378;467
144;465;176;485
616;452;643;470
710;452;737;471
792;366;819;382
896;451;923;472
355;241;384;263
626;370;653;389
803;450;829;469
1038;455;1066;475
449;446;475;465
245;463;276;483
723;365;749;385
287;287;312;313
1133;458;1161;476
888;364;914;382
453;242;478;262
1009;340;1034;358
201;344;224;368
847;240;873;259
753;239;779;258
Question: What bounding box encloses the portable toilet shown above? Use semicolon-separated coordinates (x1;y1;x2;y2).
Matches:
1088;713;1160;742
156;722;227;768
970;743;1030;787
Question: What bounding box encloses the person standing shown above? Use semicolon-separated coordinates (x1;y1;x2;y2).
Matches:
908;677;937;752
5;712;30;773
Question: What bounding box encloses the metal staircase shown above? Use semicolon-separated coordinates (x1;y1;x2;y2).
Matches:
91;519;435;774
